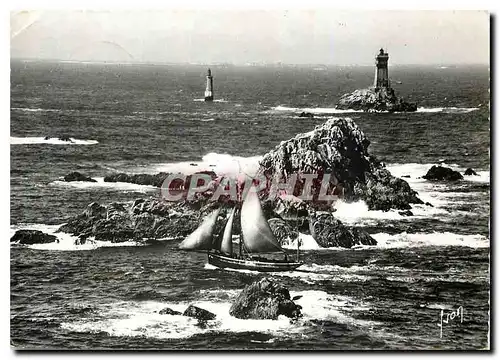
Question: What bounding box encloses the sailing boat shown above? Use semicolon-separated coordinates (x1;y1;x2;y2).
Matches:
179;186;303;272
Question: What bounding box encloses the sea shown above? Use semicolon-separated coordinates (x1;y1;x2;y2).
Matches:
10;59;490;350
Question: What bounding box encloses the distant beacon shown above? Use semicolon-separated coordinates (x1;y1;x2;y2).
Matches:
204;68;214;102
374;48;390;89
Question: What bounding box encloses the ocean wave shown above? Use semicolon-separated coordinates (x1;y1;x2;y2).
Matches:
271;105;364;114
10;224;148;251
147;152;262;178
204;261;373;284
371;231;489;249
49;177;158;193
193;98;228;103
11;107;62;113
270;105;479;115
59;290;375;340
416;107;479;114
385;162;489;209
10;137;99;145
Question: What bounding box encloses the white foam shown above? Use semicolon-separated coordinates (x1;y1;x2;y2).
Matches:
205;260;374;284
272;105;363;114
60;290;376;340
282;233;322;250
49;177;158;193
10;224;146;251
10;137;98;145
416;107;479;114
386;163;490;208
11;107;61;113
371;231;489;249
151;152;262;178
193;98;228;103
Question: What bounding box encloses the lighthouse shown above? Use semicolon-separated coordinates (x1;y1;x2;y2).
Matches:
373;48;390;89
204;68;214;102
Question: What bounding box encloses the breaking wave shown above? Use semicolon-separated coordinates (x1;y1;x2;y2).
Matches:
371;232;489;249
10;137;99;145
271;105;363;114
59;290;376;340
416;107;480;114
49;177;158;193
9;224;152;251
193;98;228;103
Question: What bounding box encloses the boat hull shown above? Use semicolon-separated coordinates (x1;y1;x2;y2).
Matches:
208;253;302;272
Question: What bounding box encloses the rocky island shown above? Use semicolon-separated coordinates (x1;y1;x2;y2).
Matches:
335;49;417;112
11;117;424;249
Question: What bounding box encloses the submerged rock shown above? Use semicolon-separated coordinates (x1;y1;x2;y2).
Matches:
10;230;58;245
229;278;302;320
464;168;478;176
298;111;314;118
159;307;182;316
398;210;414;216
336;87;417;112
64;171;97;183
259;118;422;211
183;305;216;321
423;165;463;181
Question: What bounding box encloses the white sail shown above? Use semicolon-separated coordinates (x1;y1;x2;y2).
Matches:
220;207;236;256
178;208;221;250
240;186;283;253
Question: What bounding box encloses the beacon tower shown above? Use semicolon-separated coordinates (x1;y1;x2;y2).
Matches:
204;68;214;102
374;48;390;89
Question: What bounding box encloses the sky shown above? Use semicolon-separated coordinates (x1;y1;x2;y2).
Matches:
10;10;490;65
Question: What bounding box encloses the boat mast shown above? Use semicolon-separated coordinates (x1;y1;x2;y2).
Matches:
239;235;243;258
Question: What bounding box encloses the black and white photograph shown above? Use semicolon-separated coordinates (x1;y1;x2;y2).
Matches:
9;7;491;351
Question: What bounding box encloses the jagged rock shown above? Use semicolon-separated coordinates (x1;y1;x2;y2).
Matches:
398;210;414;216
423;166;463;181
159;307;182;316
103;172;170;187
259;118;422;211
10;230;58;245
308;212;376;248
464;168;478;176
57;198;199;242
63;172;97;182
183;305;216;321
298;112;314;118
229;278;302;320
268;218;299;246
336;87;416;112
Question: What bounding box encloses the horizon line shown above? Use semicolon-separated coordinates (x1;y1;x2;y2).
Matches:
9;57;490;67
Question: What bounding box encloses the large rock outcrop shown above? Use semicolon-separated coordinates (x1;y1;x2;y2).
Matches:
336;87;417;112
308;212;377;248
10;230;58;245
423;165;463;181
229;278;302;320
57;199;201;243
259;118;422;211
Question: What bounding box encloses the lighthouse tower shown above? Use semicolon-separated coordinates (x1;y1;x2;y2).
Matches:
373;48;390;89
204;68;214;102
